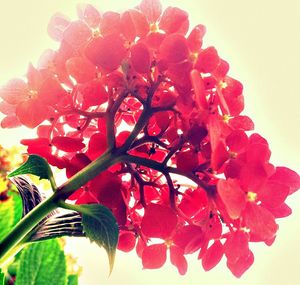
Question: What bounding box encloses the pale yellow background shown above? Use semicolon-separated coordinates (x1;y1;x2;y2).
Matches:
0;1;299;284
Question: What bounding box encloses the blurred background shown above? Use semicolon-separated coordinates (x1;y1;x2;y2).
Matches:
0;1;299;284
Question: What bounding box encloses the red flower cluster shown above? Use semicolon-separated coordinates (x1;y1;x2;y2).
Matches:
0;0;299;277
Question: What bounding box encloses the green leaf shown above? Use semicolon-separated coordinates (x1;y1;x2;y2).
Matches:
15;239;67;285
0;190;22;242
65;203;119;274
8;155;54;182
67;274;78;285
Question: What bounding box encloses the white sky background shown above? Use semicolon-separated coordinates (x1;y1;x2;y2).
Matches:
0;0;299;284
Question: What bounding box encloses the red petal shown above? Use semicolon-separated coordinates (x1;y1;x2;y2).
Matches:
178;188;208;218
170;246;188;275
66;57;96;83
167;61;192;87
139;0;162;22
159;7;189;34
259;181;290;208
243;203;278;240
121;9;149;41
63;20;92;47
201;240;224;271
77;3;101;28
159;34;189;63
117;231;136;252
85;35;126;72
51;136;85;152
246;143;271;164
223;77;243;97
0;79;28;105
66;153;91;178
239;162;270;191
187;24;206;52
142;244;167;269
141;203;178;239
173;225;204;254
224;231;249;263
228;115;254;131
1;115;21;128
130;42;151;74
269;167;300;195
211;141;229;172
39;77;67;105
16;99;48;128
47;12;71;41
265;203;292;218
87;132;107;160
217;179;246;219
213;59;229;79
249;133;269;145
0;101;16;115
226;94;244;116
136;237;147;258
89;171;122;208
26;63;43;90
226;130;248;153
227;250;254;278
100;12;121;36
21;138;52;157
190;69;206;110
146;32;166;49
187;124;208;146
176;150;199;172
75;189;98;204
78;79;108;108
195;47;220;73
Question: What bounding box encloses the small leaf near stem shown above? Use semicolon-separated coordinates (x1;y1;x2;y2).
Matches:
59;201;119;275
8;155;57;191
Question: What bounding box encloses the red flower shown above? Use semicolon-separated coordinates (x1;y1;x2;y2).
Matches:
0;65;67;128
0;0;299;278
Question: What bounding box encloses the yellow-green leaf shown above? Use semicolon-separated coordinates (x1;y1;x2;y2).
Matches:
15;239;67;285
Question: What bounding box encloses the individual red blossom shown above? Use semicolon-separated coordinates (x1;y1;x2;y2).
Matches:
140;203;190;274
0;65;68;128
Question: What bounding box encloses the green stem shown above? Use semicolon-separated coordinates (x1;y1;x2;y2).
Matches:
0;195;57;267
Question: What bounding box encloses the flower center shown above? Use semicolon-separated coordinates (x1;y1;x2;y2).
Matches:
247;191;257;202
164;239;173;248
150;22;159;33
28;90;38;99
